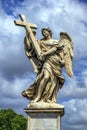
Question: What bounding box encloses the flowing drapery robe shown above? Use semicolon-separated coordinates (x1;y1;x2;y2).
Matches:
22;38;65;102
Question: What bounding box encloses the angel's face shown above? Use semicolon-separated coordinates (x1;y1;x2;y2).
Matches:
42;29;50;37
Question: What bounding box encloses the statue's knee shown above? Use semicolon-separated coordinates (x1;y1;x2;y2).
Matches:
44;75;49;82
53;82;56;86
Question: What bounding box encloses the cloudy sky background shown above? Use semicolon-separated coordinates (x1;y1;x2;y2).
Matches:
0;0;87;130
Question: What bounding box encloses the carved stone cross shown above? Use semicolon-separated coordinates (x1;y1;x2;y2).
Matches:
14;14;41;58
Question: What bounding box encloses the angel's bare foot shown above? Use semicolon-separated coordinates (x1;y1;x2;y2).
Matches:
31;97;40;103
47;99;54;103
39;99;44;102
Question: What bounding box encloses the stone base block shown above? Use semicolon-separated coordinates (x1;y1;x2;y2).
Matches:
25;108;64;130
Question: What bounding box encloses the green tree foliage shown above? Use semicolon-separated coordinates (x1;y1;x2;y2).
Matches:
0;109;27;130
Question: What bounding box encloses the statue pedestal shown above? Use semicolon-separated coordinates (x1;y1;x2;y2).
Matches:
25;108;64;130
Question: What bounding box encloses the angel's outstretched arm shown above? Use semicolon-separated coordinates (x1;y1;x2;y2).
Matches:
44;47;57;56
39;47;57;61
41;44;64;57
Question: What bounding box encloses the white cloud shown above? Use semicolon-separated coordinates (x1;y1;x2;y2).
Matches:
58;70;87;101
0;0;87;66
62;99;87;130
61;99;87;130
12;0;87;58
0;72;35;114
0;9;34;80
0;72;35;98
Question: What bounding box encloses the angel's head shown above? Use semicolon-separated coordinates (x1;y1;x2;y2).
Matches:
41;28;52;38
60;32;72;41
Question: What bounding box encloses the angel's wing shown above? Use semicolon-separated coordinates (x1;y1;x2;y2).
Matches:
60;32;74;77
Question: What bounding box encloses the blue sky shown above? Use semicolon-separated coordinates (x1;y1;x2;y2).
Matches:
0;0;87;130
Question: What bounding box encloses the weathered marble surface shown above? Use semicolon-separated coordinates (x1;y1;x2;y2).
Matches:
27;102;64;109
25;108;64;130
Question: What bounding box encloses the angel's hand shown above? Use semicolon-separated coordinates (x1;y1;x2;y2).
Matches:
39;53;46;61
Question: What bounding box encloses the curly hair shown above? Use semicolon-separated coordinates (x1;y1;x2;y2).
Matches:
41;28;52;37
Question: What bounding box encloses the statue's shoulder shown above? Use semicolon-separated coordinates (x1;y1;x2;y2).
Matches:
52;39;58;42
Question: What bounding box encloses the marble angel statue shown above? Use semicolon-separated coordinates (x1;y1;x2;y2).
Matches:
22;27;74;108
14;14;74;108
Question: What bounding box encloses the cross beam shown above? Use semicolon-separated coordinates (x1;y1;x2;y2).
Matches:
14;14;37;29
14;14;41;58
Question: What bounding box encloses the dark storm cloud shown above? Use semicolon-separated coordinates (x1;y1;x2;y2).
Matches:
0;72;35;115
0;97;28;115
62;99;87;130
0;48;33;81
1;0;24;16
0;20;34;81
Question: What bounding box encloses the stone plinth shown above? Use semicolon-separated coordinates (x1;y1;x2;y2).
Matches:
25;108;64;130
